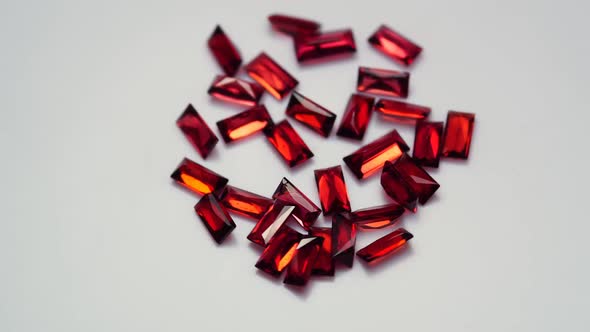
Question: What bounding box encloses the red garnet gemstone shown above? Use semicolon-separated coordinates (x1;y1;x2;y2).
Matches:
309;227;335;276
332;213;357;267
357;67;410;98
217;185;273;219
285;91;336;137
207;25;242;76
375;99;430;122
255;226;302;277
368;25;422;66
343;129;410;179
357;228;413;263
194;193;236;244
176;104;218;159
380;161;418;212
350;203;405;230
284;236;323;286
442;111;475;159
247;203;295;247
336;94;375;140
207;75;264;106
216;105;273;143
264;120;314;167
413;121;444;167
272;177;321;228
170;158;228;195
391;154;439;204
314;165;351;215
294;29;356;63
245;53;298;100
268;14;320;36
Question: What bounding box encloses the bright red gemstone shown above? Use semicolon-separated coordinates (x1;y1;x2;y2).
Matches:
245;53;298;100
255;226;302;277
216;105;273;143
176;104;218;159
285;91;336;137
391;154;439;204
284;236;323;286
332;213;357;267
442;111;475;159
336;94;375;140
264;120;314;167
268;14;320;36
413;121;443;167
207;25;242;76
381;161;418;212
314;165;351;215
342;129;409;179
170;158;228;195
207;75;264;106
309;227;335;276
368;25;422;66
350;203;405;230
217;185;273;219
247;203;295;247
272;177;321;228
357;228;413;263
375;99;430;122
357;67;409;98
194;194;236;244
294;29;356;63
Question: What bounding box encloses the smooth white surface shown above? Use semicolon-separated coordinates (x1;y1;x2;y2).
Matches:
1;0;590;331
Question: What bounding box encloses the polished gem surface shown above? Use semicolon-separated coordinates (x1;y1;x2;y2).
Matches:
357;67;409;98
216;105;273;143
442;111;475;159
391;154;439;204
170;158;228;195
332;213;357;267
284;236;323;286
336;94;375;140
207;75;264;106
357;228;413;263
368;25;422;66
194;194;236;244
314;165;351;215
350;203;405;229
272;177;321;228
413;121;443;167
294;29;356;63
255;226;302;277
248;203;295;247
217;185;273;219
264;120;314;167
245;52;298;100
381;161;418;212
375;99;430;122
309;227;335;276
207;25;242;76
268;14;320;36
285;91;336;137
176;104;218;159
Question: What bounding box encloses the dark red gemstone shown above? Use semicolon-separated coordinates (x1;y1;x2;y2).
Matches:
375;99;430;122
314;165;351;215
284;236;323;286
342;130;409;179
350;203;405;230
255;226;302;277
442;111;475;159
357;67;409;98
217;185;273;219
207;75;264;106
332;213;357;267
294;29;356;63
309;227;335;276
170;158;228;195
207;25;242;76
176;104;218;159
245;53;298;100
216;105;273;143
380;161;418;212
368;25;422;66
336;94;375;140
413;121;443;167
247;203;295;247
285;91;336;137
194;193;236;244
272;177;321;228
264;120;314;167
391;154;439;204
357;228;413;263
268;14;320;36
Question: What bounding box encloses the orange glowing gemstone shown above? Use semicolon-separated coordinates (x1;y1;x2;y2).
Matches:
255;226;303;277
284;236;323;286
216;105;273;143
442;111;475;159
264;120;314;167
357;228;413;263
245;53;298;100
217;185;273;219
170;158;228;195
314;165;351;215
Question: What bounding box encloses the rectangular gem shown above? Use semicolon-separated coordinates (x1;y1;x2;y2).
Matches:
294;29;356;63
332;213;357;267
255;226;302;277
357;67;409;98
216;105;273;143
284;236;323;286
176;104;218;159
207;75;264;106
245;52;298;100
357;228;413;263
268;14;320;36
391;154;439;205
381;161;419;212
170;158;228;195
264;120;314;167
285;91;336;137
442;111;475;159
217;185;273;219
272;178;321;229
413;121;443;167
350;203;405;230
368;25;422;66
207;25;242;76
247;203;295;247
336;94;375;140
314;165;351;215
194;193;236;244
309;227;335;276
375;99;430;122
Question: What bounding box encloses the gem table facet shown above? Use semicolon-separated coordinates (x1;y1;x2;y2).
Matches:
284;236;323;286
380;161;419;212
272;177;321;229
217;185;274;219
248;203;295;247
368;25;422;66
194;193;236;244
245;52;298;100
336;94;375;140
309;227;335;276
332;213;357;267
357;67;410;98
442;111;475;159
357;228;413;263
264;120;314;167
171;158;229;195
391;154;440;204
413;121;443;168
375;99;430;122
350;203;405;230
268;14;320;36
314;165;351;215
207;75;264;106
176;104;219;159
285;91;336;137
255;226;303;277
207;25;242;76
294;29;356;63
216;105;273;143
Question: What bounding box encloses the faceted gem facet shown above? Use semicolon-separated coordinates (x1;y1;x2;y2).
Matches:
294;29;356;63
309;227;335;276
343;129;410;179
375;99;430;122
285;91;336;137
171;158;228;195
357;67;409;98
217;185;273;219
264;120;314;167
391;154;440;204
207;75;264;106
314;165;351;215
272;177;321;228
381;161;418;212
336;94;375;140
207;25;242;76
268;14;320;36
332;213;357;267
247;203;295;247
357;228;413;263
194;193;236;244
368;25;422;66
284;236;323;286
176;104;218;159
350;203;405;230
442;111;475;159
255;226;302;277
413;121;443;167
245;52;298;100
216;105;273;143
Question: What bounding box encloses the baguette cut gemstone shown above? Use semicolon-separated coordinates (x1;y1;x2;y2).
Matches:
194;194;236;244
357;228;413;263
255;226;302;277
357;67;409;98
442;111;475;159
309;227;335;276
216;105;273;143
176;104;219;159
284;236;323;286
332;213;357;267
413;121;443;167
350;203;405;229
368;25;422;66
171;158;228;195
381;161;418;212
285;91;336;137
217;185;273;219
264;120;314;167
314;165;351;215
207;75;264;106
268;14;320;36
375;99;430;122
391;154;439;204
336;94;375;140
245;52;298;100
294;29;356;63
248;203;295;247
207;25;242;76
272;177;321;228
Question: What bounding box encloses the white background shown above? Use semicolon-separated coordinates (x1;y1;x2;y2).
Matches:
2;0;589;331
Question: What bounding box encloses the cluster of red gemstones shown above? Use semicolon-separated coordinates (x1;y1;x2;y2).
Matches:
172;14;476;288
